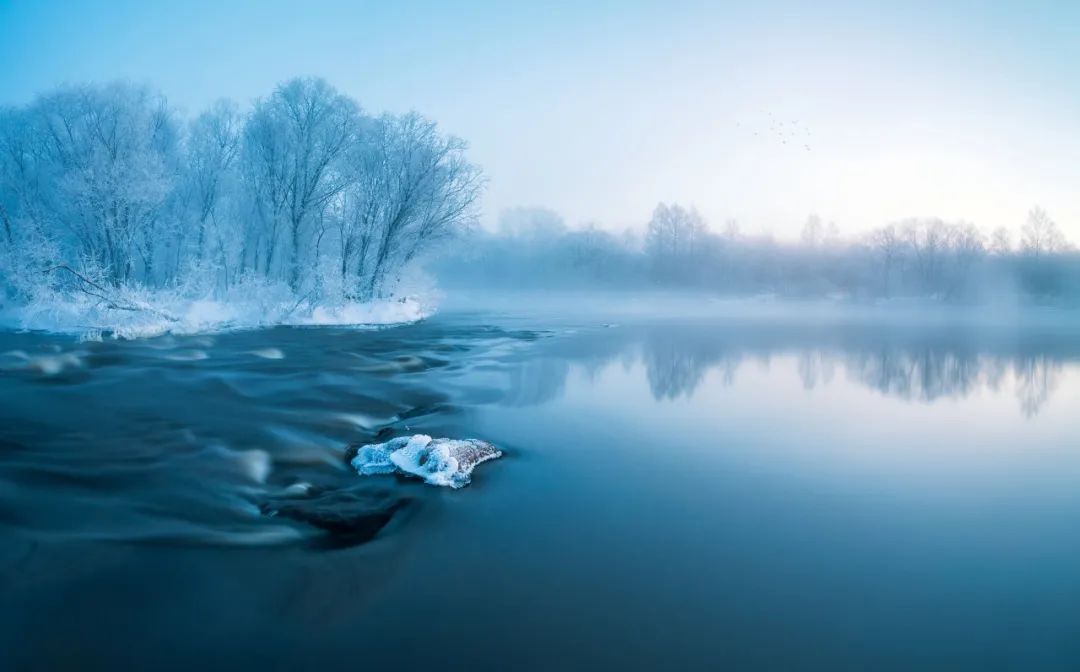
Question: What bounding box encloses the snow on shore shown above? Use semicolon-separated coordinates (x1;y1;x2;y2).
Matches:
0;291;431;339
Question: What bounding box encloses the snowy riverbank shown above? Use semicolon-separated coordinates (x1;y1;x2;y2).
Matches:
0;289;432;340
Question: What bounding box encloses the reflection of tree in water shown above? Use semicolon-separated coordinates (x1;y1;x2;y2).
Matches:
503;358;571;406
497;324;1070;416
1014;354;1061;418
501;341;633;406
797;350;835;390
843;348;1063;417
639;331;1066;414
642;330;741;400
843;349;984;402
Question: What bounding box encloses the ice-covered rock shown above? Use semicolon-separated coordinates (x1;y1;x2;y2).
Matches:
350;435;502;488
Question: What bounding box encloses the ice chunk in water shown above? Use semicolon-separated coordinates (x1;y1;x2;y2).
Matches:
350;435;502;488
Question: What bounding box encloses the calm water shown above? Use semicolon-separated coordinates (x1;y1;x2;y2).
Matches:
1;303;1079;670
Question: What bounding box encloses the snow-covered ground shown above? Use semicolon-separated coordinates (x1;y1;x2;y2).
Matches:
0;289;432;339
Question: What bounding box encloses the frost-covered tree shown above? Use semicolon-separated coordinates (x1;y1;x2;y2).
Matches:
497;206;567;241
338;112;482;299
1021;206;1066;258
0;106;62;301
242;78;361;290
900;218;948;292
800;214;838;248
0;77;483;317
29;83;180;285
180;100;242;281
990;226;1012;255
645;202;709;281
866;223;904;296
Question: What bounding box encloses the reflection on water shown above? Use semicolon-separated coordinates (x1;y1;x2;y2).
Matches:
1015;355;1062;418
503;323;1073;418
844;350;1063;417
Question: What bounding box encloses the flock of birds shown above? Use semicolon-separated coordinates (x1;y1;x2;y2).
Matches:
737;113;812;151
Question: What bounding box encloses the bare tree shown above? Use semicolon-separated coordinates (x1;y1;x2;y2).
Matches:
801;214;823;247
243;77;360;289
1020;206;1066;258
497;206;566;241
900;218;952;294
25;83;179;284
340;112;482;299
990;226;1012;255
867;224;904;296
184;100;241;271
645;202;709;281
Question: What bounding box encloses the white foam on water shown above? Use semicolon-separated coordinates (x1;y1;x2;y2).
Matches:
163;350;209;361
351;434;502;488
335;412;394;431
249;348;285;360
1;349;86;376
282;482;312;497
217;448;272;484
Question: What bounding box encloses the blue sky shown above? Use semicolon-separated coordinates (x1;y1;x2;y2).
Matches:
1;0;1078;239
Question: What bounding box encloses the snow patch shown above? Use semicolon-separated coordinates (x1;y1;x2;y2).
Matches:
0;286;433;340
351;435;502;489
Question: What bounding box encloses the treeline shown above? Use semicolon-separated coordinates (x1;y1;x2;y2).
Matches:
437;204;1080;302
0;78;482;304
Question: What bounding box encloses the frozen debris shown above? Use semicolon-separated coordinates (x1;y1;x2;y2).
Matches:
350;435;502;489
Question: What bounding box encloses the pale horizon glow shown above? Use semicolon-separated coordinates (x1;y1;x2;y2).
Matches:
1;0;1077;241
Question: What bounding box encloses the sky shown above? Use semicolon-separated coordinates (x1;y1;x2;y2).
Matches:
1;0;1078;240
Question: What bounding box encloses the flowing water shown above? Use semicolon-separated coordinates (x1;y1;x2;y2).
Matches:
1;301;1079;670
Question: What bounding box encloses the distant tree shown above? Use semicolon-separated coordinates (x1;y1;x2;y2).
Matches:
900;218;951;294
800;214;823;247
990;226;1012;255
1020;206;1066;257
946;222;985;297
867;224;904;296
645;202;709;282
497;206;566;241
721;218;741;242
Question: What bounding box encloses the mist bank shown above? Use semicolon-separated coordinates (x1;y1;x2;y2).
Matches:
438;289;1080;334
0;78;480;336
433;205;1080;307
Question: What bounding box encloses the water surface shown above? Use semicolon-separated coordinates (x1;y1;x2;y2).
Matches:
1;305;1079;670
